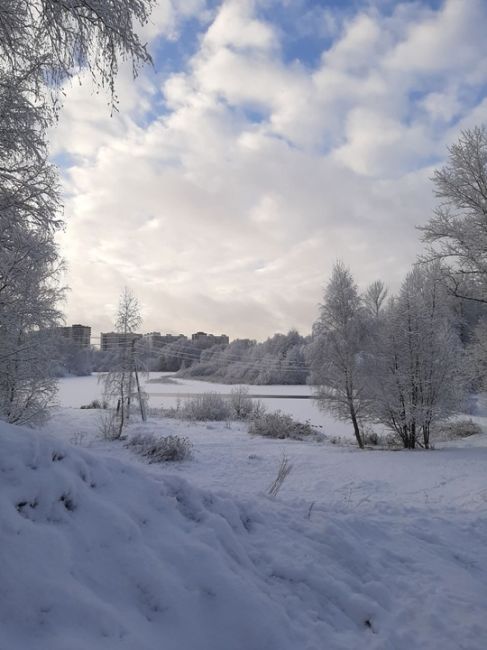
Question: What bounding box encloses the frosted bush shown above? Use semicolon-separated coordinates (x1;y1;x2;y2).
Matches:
179;392;232;421
432;419;482;441
229;387;266;421
98;408;119;440
362;429;399;448
126;433;192;462
363;430;379;446
80;399;107;409
249;411;322;441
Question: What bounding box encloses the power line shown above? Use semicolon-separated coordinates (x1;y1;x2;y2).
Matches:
60;337;311;372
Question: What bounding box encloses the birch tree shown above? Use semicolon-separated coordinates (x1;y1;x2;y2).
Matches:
368;264;464;448
102;288;146;438
309;262;369;448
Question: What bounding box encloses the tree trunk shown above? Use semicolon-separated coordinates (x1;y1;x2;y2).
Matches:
127;338;135;420
348;398;364;449
134;364;146;422
118;381;125;439
402;425;416;449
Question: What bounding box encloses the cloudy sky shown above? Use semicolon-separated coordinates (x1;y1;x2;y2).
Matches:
52;0;487;341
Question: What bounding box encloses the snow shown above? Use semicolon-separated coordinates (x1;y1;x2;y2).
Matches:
56;373;379;436
2;376;487;649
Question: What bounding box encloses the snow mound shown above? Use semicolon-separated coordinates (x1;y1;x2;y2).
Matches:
1;421;487;650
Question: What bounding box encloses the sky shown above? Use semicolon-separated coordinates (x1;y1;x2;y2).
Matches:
51;0;487;341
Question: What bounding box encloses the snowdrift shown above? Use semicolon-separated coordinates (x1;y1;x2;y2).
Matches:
1;421;486;650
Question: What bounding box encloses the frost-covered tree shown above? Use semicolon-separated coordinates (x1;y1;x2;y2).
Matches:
364;280;388;318
420;126;487;304
0;0;154;424
368;264;464;449
465;318;487;391
0;1;154;110
177;331;309;385
309;262;369;448
102;288;145;438
0;228;63;424
52;337;93;377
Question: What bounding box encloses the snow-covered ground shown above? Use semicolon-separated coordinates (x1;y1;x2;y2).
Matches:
2;375;487;649
55;372;376;436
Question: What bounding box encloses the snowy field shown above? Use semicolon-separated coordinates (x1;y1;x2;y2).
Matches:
1;375;487;649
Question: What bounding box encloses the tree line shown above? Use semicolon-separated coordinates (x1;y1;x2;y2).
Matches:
311;127;487;448
167;331;309;385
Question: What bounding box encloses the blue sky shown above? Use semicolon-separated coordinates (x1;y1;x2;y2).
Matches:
52;0;487;339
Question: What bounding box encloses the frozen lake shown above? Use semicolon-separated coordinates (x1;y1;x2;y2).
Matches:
56;373;359;437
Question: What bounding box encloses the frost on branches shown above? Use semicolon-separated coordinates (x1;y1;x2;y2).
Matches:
420;126;487;304
0;0;154;424
309;262;466;449
102;288;147;439
367;265;465;449
309;262;370;449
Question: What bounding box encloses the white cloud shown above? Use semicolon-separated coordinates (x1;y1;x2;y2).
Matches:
140;0;210;40
53;0;487;339
322;13;384;73
333;108;433;177
386;0;487;76
203;0;277;51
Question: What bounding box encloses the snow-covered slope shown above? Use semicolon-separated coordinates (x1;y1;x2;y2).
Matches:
1;421;487;650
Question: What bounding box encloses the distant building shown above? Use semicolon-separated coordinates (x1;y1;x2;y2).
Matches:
57;324;91;347
143;332;187;348
100;332;142;351
72;324;91;346
191;331;229;348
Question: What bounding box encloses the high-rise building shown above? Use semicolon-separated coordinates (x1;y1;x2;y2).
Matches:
57;324;91;347
191;332;229;348
143;332;187;347
100;332;142;351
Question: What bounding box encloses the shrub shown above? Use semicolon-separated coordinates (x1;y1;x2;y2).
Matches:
249;411;322;441
126;433;193;462
363;430;379;446
432;418;483;441
179;392;232;421
97;408;120;440
229;387;253;419
327;435;356;446
328;431;399;448
229;387;266;421
80;399;107;409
